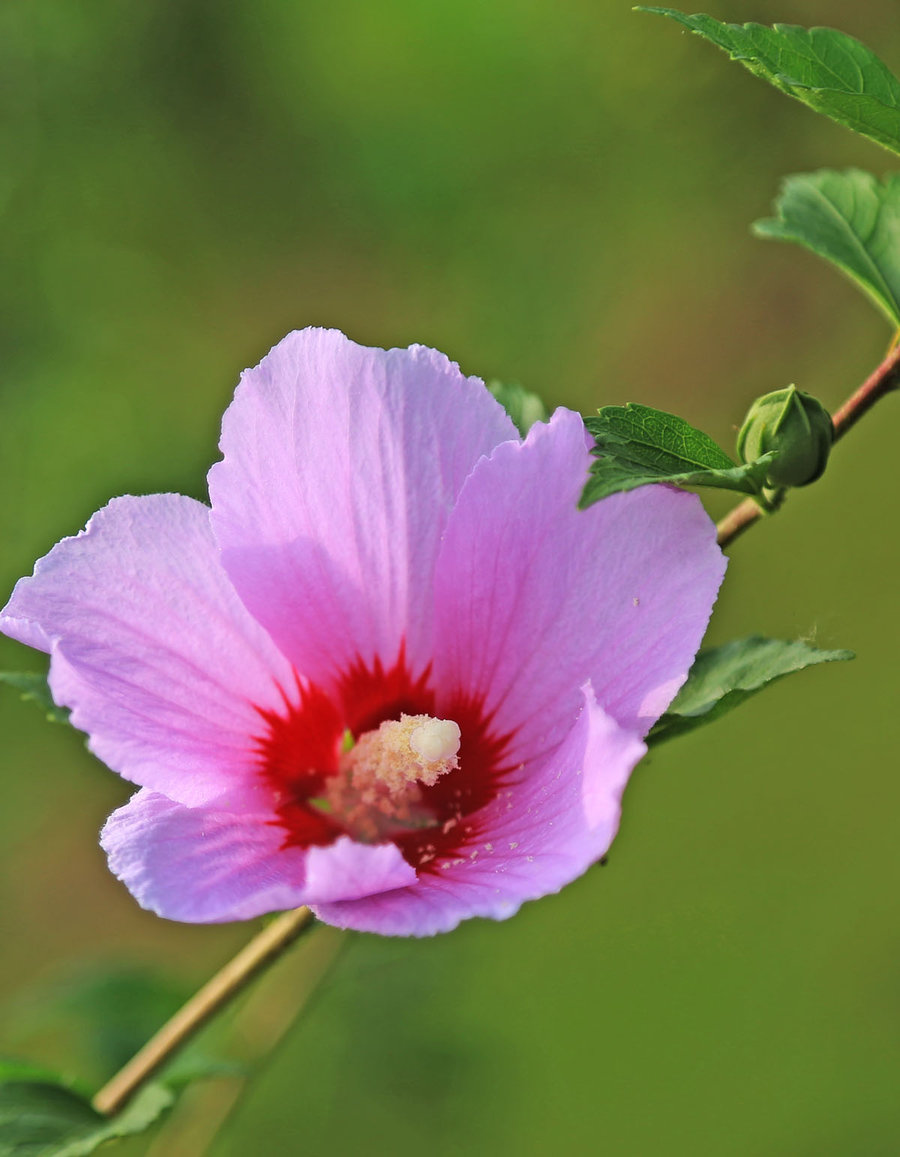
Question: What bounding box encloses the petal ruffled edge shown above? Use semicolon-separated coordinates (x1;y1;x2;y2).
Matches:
101;790;417;923
208;328;518;691
0;495;296;806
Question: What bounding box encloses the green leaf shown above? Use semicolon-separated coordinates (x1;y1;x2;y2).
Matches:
580;403;775;507
0;1062;75;1088
754;169;900;328
487;380;548;436
0;1080;172;1157
38;967;192;1079
648;636;854;746
640;8;900;156
0;1082;99;1157
7;965;238;1096
0;673;69;725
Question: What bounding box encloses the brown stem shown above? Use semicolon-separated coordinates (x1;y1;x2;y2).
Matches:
716;341;900;549
830;338;900;438
92;906;315;1117
714;496;763;549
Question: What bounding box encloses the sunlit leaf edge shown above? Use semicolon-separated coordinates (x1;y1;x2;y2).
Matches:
638;7;900;156
648;635;854;746
753;168;900;327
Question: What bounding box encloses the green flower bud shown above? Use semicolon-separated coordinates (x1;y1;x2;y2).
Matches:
737;385;833;488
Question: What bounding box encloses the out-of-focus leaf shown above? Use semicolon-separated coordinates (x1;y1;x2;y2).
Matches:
0;1081;98;1157
754;169;900;327
640;8;900;155
44;967;190;1079
648;636;854;745
0;1080;172;1157
0;1062;77;1089
487;380;548;435
6;964;238;1094
580;403;774;507
0;673;69;725
161;1053;247;1090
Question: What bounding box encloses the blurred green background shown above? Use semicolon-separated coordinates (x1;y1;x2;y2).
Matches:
2;2;899;1154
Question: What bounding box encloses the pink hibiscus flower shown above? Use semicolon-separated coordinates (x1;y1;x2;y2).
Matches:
0;329;725;936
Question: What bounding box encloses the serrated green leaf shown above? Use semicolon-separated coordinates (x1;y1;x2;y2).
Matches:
754;169;900;328
640;8;900;155
487;380;548;436
0;1080;172;1157
580;403;775;507
648;636;854;746
0;673;69;725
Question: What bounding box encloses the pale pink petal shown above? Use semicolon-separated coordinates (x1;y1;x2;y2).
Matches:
304;837;417;903
0;495;294;806
101;792;419;922
100;788;310;923
313;686;644;936
207;328;517;689
430;409;726;756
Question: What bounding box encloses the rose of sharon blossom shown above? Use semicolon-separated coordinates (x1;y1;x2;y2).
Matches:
0;329;726;936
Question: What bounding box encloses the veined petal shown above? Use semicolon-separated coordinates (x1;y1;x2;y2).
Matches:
100;788;310;923
208;328;517;689
430;408;727;756
313;686;644;936
101;791;419;922
0;495;294;805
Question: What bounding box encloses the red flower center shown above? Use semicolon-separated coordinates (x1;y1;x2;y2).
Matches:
255;650;512;873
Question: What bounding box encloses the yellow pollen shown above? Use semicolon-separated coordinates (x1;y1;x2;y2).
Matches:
321;714;461;843
347;713;460;793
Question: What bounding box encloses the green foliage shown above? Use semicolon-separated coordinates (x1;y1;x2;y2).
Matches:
0;1080;172;1157
648;637;854;746
580;404;774;508
640;8;900;155
0;967;240;1155
754;169;900;328
7;962;242;1091
487;380;548;436
13;966;194;1082
0;674;68;725
0;1062;79;1090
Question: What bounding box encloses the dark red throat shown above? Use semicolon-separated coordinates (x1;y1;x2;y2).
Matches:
255;648;513;873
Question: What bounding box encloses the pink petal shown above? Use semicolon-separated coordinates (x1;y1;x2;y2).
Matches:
100;788;310;923
0;495;294;806
208;329;517;690
313;686;645;936
101;791;418;922
430;408;726;754
304;837;417;903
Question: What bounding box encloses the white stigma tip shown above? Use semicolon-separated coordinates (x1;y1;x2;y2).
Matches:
409;718;461;763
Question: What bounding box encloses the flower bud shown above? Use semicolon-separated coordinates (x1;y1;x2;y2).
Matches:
737;385;833;488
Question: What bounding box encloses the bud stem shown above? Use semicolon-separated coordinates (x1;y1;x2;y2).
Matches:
717;341;900;548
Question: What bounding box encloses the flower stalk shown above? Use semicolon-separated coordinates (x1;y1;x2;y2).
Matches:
92;906;315;1117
